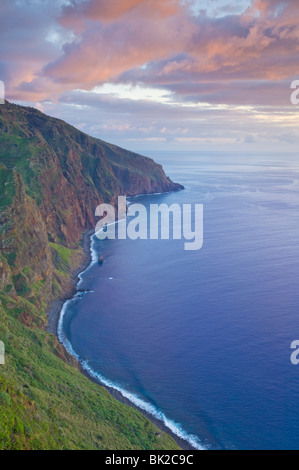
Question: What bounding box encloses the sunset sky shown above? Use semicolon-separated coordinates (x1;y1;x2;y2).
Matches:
1;0;298;152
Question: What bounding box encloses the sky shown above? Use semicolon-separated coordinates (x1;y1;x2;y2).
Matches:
0;0;299;153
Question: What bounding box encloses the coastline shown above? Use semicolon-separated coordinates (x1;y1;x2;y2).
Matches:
47;230;199;452
47;229;94;336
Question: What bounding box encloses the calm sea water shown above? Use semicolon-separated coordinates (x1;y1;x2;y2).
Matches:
60;151;299;450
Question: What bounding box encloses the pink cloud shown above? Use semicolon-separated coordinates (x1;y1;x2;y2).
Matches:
59;0;180;35
44;1;191;88
3;0;299;106
44;0;299;92
62;0;179;22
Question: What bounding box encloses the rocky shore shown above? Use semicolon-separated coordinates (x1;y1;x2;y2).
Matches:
47;230;197;451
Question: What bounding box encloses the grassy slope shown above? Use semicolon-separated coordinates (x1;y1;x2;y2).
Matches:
0;247;179;450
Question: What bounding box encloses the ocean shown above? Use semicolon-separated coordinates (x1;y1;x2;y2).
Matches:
58;151;299;450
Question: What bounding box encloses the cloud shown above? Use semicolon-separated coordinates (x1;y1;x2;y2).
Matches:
119;0;299;93
2;0;299;106
2;0;299;150
35;87;298;151
61;0;180;25
32;0;299;107
43;0;190;89
0;0;72;101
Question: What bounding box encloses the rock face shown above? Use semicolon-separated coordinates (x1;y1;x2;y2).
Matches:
0;171;52;306
0;100;183;308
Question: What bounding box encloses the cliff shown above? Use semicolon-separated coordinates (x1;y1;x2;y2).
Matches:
0;101;183;450
0;100;183;309
0;101;182;245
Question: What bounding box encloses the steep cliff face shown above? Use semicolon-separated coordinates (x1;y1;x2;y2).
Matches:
0;101;182;247
0;168;53;313
0;100;183;308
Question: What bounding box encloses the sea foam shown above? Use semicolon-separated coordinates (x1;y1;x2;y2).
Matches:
58;233;205;451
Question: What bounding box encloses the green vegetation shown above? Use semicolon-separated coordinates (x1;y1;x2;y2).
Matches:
0;101;182;450
0;167;16;209
49;243;72;265
0;294;178;450
0;134;43;204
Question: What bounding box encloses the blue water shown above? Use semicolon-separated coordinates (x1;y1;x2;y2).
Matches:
59;151;299;450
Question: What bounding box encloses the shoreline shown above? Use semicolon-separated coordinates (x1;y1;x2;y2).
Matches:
47;229;94;336
47;230;199;452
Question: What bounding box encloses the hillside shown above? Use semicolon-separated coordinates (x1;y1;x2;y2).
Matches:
0;101;183;450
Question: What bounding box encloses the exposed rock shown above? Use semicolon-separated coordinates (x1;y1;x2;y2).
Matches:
0;100;183;322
